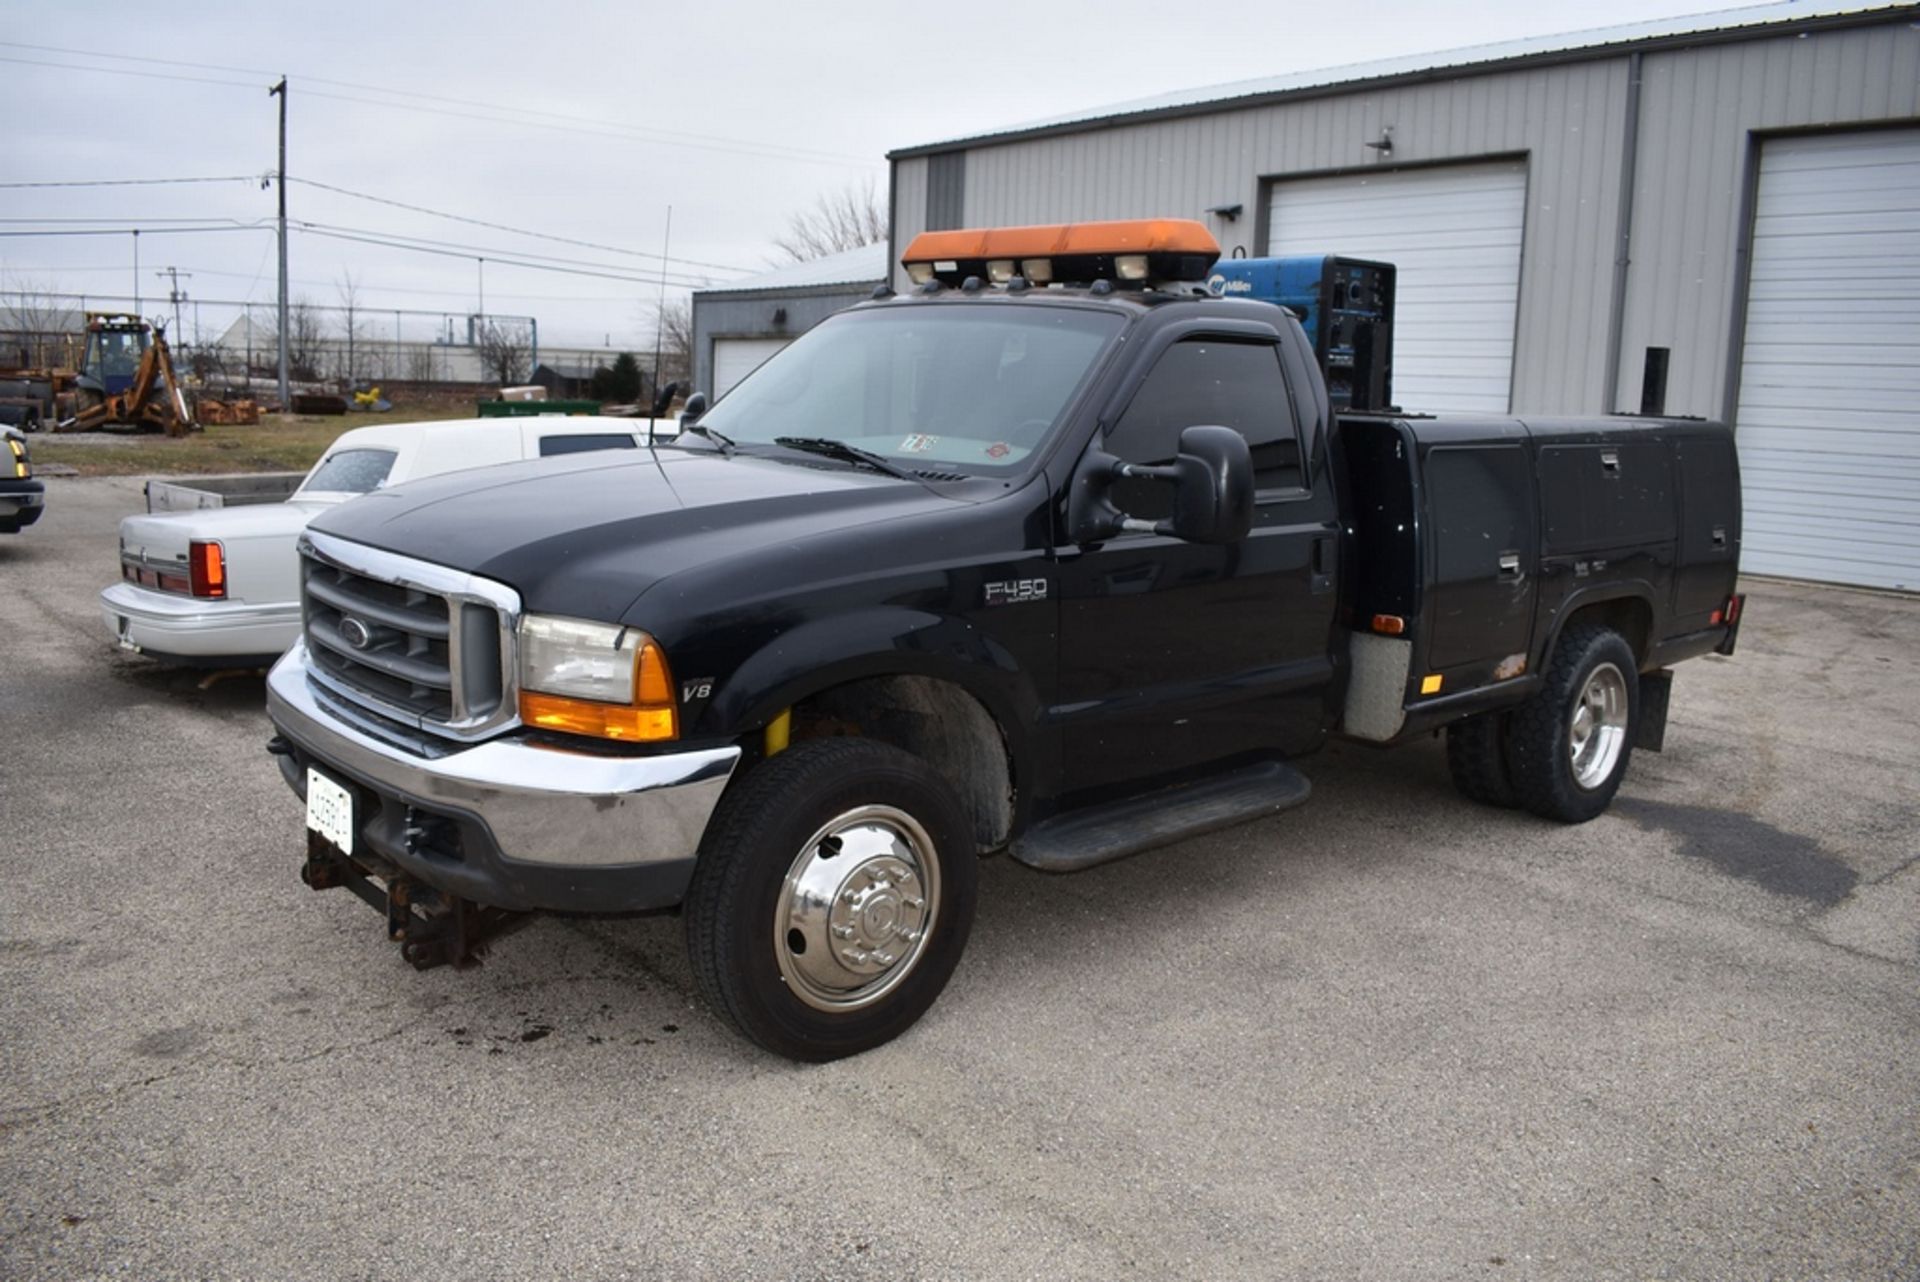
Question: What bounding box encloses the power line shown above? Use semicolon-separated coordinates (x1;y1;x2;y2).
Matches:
290;225;704;290
0;45;881;170
0;40;875;162
0;225;271;238
0;54;257;91
291;219;720;285
0;175;258;190
288;178;748;274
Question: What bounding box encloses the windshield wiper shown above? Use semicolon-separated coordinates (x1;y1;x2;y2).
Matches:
681;422;736;455
773;436;921;483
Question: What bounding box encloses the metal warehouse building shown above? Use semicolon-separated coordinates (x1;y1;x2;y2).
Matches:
689;243;886;397
886;3;1920;590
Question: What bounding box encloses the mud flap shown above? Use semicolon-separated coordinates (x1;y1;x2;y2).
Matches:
1635;669;1672;752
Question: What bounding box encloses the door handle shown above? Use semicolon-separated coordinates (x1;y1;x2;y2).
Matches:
1497;552;1523;580
1310;535;1335;594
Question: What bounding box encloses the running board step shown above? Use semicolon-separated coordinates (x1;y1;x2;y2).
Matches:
1010;760;1311;874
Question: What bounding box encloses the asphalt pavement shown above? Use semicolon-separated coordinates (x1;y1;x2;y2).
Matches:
3;476;1917;1281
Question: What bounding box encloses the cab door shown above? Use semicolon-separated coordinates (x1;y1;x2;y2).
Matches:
1052;327;1341;797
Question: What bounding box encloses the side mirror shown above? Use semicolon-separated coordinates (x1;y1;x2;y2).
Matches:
1158;425;1254;544
680;391;708;424
1067;425;1254;545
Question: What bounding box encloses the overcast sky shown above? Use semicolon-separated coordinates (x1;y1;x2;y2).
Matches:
5;0;1804;353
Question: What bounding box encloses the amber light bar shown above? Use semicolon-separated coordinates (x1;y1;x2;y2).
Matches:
902;218;1220;287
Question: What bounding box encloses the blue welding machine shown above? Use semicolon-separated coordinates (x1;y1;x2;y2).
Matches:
1207;255;1395;412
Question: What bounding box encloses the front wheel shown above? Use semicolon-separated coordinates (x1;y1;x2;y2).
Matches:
1504;625;1639;823
684;738;978;1061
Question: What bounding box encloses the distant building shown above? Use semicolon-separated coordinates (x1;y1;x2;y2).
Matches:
690;242;887;397
886;3;1920;590
209;314;613;388
530;360;602;399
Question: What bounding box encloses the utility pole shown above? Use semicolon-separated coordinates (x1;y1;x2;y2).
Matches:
131;229;140;316
156;267;191;342
476;257;485;323
270;76;290;411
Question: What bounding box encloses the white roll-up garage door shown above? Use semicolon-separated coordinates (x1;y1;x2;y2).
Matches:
1733;129;1920;591
1268;160;1527;414
712;337;792;396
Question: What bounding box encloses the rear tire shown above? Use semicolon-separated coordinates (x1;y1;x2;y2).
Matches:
1504;625;1638;823
1446;712;1517;808
684;738;978;1061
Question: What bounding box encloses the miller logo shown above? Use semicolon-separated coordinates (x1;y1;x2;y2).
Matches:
339;616;374;650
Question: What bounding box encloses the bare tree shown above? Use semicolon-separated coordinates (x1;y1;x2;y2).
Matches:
334;271;373;384
267;296;325;382
0;276;74;369
477;319;532;386
773;178;887;263
406;344;439;383
646;297;693;389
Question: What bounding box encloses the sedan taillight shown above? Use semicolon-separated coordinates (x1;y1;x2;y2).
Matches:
188;540;226;599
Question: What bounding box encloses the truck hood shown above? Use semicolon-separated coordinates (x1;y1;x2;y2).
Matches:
119;499;333;561
305;447;972;621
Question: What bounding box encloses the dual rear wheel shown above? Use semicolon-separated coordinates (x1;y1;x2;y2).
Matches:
1446;625;1639;823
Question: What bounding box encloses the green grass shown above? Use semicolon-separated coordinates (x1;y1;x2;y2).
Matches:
32;403;484;477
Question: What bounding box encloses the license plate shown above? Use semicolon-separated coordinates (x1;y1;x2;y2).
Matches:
305;768;355;855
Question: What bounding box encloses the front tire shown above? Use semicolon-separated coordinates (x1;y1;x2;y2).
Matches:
684;738;978;1061
1504;625;1639;823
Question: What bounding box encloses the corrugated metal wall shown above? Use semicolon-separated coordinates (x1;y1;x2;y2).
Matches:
887;17;1920;421
892;60;1629;414
1620;24;1920;417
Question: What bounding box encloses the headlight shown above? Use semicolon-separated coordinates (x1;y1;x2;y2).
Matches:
517;614;678;742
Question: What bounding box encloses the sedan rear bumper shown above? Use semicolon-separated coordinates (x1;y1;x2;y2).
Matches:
99;581;301;664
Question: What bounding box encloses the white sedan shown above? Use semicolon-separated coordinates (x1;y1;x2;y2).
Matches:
100;415;666;665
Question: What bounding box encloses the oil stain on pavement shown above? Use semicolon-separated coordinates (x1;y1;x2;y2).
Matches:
1614;798;1859;907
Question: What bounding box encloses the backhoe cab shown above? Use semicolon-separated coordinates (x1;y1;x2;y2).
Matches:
66;313;197;437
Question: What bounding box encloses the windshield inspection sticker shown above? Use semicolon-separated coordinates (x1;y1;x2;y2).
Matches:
899;433;939;454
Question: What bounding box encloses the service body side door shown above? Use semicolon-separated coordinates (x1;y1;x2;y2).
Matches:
1051;316;1342;798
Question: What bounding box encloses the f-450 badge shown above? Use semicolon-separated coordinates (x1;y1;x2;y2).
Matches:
984;578;1049;606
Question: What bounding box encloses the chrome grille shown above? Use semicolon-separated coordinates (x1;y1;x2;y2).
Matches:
298;530;522;742
306;561;455;718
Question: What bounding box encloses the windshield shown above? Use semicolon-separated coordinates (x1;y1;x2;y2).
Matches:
299;447;397;495
694;304;1124;475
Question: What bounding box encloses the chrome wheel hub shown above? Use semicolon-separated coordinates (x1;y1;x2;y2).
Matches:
776;805;939;1012
1569;662;1630;790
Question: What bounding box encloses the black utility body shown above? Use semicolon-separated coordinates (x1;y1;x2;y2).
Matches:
272;259;1743;1060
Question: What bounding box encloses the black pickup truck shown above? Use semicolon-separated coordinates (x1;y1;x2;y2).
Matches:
265;219;1743;1060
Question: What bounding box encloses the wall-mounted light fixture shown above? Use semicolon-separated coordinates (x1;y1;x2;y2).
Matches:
1365;127;1394;156
1205;202;1244;222
771;307;788;326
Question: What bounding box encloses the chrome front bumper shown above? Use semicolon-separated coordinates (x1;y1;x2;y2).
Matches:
267;642;739;905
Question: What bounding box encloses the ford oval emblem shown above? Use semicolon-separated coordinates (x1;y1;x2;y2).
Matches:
340;616;373;650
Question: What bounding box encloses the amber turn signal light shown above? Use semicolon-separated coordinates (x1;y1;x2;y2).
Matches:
517;638;679;743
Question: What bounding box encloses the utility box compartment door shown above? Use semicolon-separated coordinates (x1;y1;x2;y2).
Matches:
1538;443;1674;555
1425;444;1536;671
1672;435;1741;630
